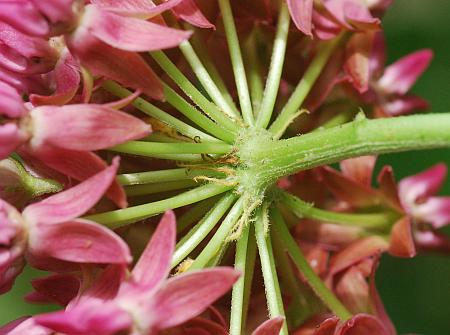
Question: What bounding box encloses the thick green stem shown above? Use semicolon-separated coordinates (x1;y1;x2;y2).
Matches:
150;51;239;133
163;83;236;143
101;81;220;143
256;2;290;128
189;196;244;270
280;190;397;230
269;37;341;138
241;114;450;189
271;208;352;320
255;205;289;335
84;183;232;229
110;141;232;156
230;224;257;335
172;193;237;268
218;0;254;126
179;40;240;120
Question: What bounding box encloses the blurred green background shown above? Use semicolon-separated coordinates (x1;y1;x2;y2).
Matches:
1;0;449;333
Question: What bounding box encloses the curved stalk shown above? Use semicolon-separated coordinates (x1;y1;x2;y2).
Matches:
150;51;239;133
279;190;397;230
172;193;237;268
218;0;254;126
256;2;290;128
269;36;342;138
179;40;240;119
124;180;197;197
176;197;220;233
255;205;289;335
84;183;233;228
101;81;220;143
110;141;233;156
271;208;352;320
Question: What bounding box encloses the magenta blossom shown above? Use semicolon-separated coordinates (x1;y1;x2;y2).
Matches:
33;210;239;335
0;157;131;294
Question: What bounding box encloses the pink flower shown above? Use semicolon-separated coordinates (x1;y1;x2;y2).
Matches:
0;157;131;294
34;210;239;335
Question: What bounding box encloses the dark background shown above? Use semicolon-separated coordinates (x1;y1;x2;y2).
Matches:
1;0;449;333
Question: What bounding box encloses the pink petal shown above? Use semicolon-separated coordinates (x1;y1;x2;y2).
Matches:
29;0;74;25
252;317;285;335
335;266;371;314
376;166;402;211
152;267;239;330
30;48;81;106
415;230;450;254
30;104;150;151
22;157;120;225
0;23;57;74
341;0;380;31
344;32;373;93
27;149;127;208
378;49;433;95
92;0;184;19
0;318;52;335
369;32;386;77
84;264;127;300
287;0;313;37
398;163;447;210
340;155;376;186
320;166;381;208
414;196;450;229
29;274;80;306
329;236;388;276
83;5;192;52
132;211;176;288
30;218;131;264
337;314;390;335
172;0;216;29
0;123;27;160
0;81;27;118
35;298;132;335
0;1;49;37
388;217;416;258
67;34;164;100
380;95;429;116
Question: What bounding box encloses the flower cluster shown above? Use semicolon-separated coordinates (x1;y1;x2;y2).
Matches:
0;0;448;334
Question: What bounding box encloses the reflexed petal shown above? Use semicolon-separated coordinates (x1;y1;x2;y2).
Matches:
29;274;80;306
0;1;49;36
378;49;433;95
84;264;127;300
336;314;390;334
152;268;239;330
340;156;376;186
27;149;127;208
0;81;27;118
30;104;150;151
388;217;416;258
252;317;284;335
376;165;402;211
35;298;132;335
172;0;215;29
380;95;428;116
335;266;371;314
287;0;313;37
0;124;27;160
23;157;120;224
30;218;131;264
322;0;380;31
329;237;388;276
369;32;385;77
398;163;447;210
0;318;52;335
414;196;450;228
83;5;192;52
93;0;184;19
132;211;176;288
